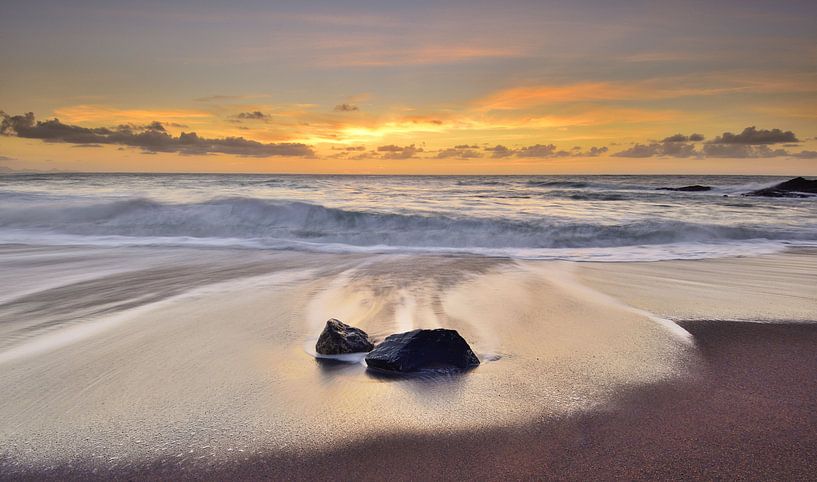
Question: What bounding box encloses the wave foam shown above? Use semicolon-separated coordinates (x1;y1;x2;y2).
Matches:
0;197;814;260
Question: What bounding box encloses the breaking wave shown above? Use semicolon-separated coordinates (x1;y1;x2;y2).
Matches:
0;197;814;260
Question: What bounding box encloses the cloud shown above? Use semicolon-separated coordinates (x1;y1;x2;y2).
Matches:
612;130;812;159
331;145;366;151
0;155;14;161
516;144;558;158
436;146;482;159
474;79;746;111
793;150;817;159
614;141;697;158
1;111;314;157
481;144;608;159
612;127;812;158
334;104;359;112
583;146;609;157
702;144;789;158
484;145;515;158
377;144;423;159
614;131;707;158
235;111;270;120
474;73;817;112
709;126;799;145
662;133;704;142
613;143;662;158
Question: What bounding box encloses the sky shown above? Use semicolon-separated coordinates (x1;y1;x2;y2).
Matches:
1;0;816;174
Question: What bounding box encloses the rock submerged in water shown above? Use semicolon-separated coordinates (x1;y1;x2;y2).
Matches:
656;185;712;192
315;319;374;355
365;328;480;373
743;177;817;198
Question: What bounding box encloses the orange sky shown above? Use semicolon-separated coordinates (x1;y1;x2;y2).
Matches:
1;0;816;174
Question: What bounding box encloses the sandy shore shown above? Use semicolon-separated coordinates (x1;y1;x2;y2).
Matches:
150;320;817;481
1;245;815;479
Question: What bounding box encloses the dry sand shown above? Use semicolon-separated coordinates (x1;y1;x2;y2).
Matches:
0;245;815;479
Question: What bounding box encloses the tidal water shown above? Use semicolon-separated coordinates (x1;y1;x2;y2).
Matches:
1;173;815;261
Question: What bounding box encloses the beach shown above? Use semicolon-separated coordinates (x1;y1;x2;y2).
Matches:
1;243;815;479
5;0;817;477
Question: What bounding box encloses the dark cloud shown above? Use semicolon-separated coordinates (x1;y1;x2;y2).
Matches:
454;144;478;149
710;126;799;145
662;133;705;143
516;144;557;158
349;151;380;160
377;144;422;159
1;111;313;157
613;143;661;158
481;144;608;159
702;144;787;158
613;141;697;158
583;146;609;157
614;132;703;158
793;150;817;159
484;145;515;158
436;147;482;159
334;103;359;112
613;127;810;158
0;155;15;161
235;111;270;120
615;134;811;159
660;142;697;158
70;144;104;148
331;145;366;151
377;145;404;152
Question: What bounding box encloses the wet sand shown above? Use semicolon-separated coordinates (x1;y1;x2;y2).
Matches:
8;320;817;480
1;245;816;479
178;320;817;481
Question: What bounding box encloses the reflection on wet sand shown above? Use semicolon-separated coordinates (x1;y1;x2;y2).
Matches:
2;245;814;476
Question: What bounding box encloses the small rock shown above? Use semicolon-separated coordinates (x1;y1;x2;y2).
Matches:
315;319;374;355
365;328;480;373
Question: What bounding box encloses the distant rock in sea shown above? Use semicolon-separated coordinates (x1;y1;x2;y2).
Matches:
656;185;712;192
316;319;374;355
365;328;480;373
743;177;817;198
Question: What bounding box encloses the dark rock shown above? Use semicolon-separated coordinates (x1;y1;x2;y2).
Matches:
743;177;817;198
315;319;374;355
365;328;480;373
656;185;712;192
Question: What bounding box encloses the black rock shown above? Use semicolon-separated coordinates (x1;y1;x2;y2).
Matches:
315;319;374;355
656;185;712;192
744;177;817;198
365;328;480;373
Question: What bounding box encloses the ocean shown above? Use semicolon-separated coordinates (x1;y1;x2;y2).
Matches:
1;173;815;261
